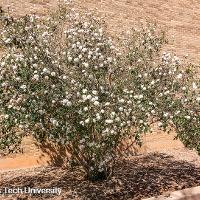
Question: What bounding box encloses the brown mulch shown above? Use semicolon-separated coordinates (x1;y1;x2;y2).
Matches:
0;151;200;200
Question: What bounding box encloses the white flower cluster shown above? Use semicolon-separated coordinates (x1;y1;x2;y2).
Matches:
0;5;199;179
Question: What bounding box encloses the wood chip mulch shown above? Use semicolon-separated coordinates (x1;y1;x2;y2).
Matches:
0;150;200;200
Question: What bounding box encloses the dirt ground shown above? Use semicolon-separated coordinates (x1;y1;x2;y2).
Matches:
0;131;185;171
0;1;200;199
0;149;200;200
1;0;200;63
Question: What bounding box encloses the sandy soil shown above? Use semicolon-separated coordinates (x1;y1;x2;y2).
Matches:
0;1;200;199
1;0;200;63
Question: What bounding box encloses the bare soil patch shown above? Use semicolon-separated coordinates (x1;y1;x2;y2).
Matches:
1;0;200;63
0;1;200;199
0;150;200;200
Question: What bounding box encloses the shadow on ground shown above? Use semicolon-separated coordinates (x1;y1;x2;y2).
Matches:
0;153;200;200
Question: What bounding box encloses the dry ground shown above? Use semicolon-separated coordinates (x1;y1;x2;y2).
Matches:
0;149;200;200
1;0;200;63
0;0;200;199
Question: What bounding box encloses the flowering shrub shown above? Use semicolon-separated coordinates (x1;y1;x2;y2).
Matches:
125;25;200;153
0;3;199;180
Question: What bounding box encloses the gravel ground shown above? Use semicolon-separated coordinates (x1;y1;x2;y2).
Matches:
0;1;200;199
158;148;200;168
0;149;200;200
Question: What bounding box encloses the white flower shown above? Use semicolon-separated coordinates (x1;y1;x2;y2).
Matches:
111;112;116;116
19;124;24;129
74;58;79;63
105;102;110;106
164;112;169;117
1;62;5;67
175;110;180;115
127;100;132;104
87;95;92;100
83;107;88;111
96;114;101;121
71;79;76;84
51;72;56;76
20;85;27;90
4;114;9;119
185;115;191;120
192;82;198;90
5;38;11;43
107;57;112;62
92;90;97;95
139;120;143;124
100;109;105;113
67;101;72;106
43;68;49;73
38;110;45;114
8;104;12;109
80;138;85;143
68;56;72;62
83;22;88;28
120;122;124;127
89;74;93;79
119;107;123;111
177;73;182;79
94;101;99;106
62;99;68;105
182;87;186;91
53;120;59;126
82;89;87;94
51;118;59;126
63;75;67;80
82;95;87;101
91;96;98;102
105;119;113;124
82;48;87;53
85;118;90;124
139;94;143;99
142;86;146;91
99;28;103;33
12;65;18;70
42;32;49;37
115;117;120;122
1;82;6;87
33;74;39;80
83;62;89;68
197;97;200;102
80;121;84;125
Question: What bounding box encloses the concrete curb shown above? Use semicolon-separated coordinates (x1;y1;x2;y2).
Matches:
143;186;200;200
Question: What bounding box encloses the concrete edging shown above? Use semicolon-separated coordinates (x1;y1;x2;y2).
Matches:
143;186;200;200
